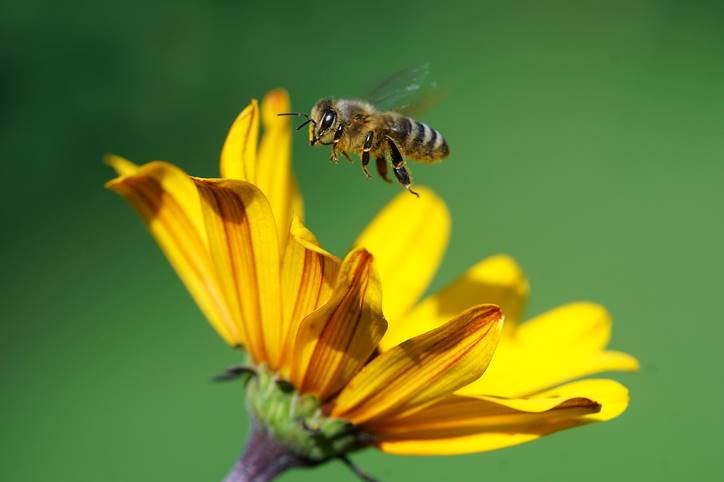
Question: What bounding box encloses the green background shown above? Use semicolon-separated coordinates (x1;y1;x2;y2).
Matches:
2;0;722;480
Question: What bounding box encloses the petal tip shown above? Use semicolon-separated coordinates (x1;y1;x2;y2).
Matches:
348;246;374;263
618;352;641;372
262;88;290;109
464;255;530;307
479;303;505;325
104;153;138;178
262;90;291;125
569;301;610;316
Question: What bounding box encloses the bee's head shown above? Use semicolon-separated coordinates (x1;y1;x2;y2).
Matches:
276;98;338;146
309;99;338;146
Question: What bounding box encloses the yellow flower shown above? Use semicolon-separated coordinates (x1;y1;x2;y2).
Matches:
353;198;640;454
106;90;637;479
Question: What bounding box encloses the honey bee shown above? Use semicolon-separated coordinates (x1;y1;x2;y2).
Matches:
280;65;449;197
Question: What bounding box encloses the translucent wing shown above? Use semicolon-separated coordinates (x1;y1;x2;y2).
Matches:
365;63;443;116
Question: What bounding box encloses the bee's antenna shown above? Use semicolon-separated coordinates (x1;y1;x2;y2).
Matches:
278;112;309;118
277;112;316;131
295;119;314;131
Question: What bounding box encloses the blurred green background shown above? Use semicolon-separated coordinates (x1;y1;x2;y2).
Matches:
2;0;722;480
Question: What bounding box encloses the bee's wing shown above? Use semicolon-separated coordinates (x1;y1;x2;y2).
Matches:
365;63;444;116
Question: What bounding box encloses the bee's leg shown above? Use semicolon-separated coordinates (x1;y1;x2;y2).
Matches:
329;146;340;164
361;131;374;179
386;136;419;197
375;156;392;183
330;123;346;164
341;150;354;164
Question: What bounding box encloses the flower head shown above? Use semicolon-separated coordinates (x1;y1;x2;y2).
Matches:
106;90;637;480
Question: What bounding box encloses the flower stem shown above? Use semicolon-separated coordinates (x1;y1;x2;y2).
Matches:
224;424;307;482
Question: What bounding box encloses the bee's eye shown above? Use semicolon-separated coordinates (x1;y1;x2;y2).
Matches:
320;109;336;132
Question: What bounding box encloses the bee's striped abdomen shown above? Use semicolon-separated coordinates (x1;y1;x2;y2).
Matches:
387;115;449;163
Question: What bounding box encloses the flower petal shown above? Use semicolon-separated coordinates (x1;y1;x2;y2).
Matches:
194;179;282;367
290;249;387;400
459;302;639;397
380;255;529;351
256;89;304;242
332;305;503;425
277;218;340;377
104;154;139;176
354;187;450;323
371;379;629;455
106;161;239;345
219;100;259;182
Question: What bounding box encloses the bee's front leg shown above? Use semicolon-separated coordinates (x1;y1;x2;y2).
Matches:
330;123;345;164
329;145;340;164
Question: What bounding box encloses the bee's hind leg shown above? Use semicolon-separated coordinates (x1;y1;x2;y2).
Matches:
361;131;374;179
375;156;392;183
385;136;419;197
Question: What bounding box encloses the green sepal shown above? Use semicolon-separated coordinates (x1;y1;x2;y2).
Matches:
245;365;367;463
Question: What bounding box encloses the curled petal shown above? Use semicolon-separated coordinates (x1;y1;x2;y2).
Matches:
372;379;629;455
381;255;529;351
220;100;259;182
194;179;282;366
290;249;387;400
332;305;503;425
354;187;450;323
460;302;639;397
277;218;340;376
106;161;239;345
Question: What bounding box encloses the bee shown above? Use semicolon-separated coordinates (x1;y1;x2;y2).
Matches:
280;65;449;197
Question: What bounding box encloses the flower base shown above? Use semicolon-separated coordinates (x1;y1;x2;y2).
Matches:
243;365;366;463
224;424;309;482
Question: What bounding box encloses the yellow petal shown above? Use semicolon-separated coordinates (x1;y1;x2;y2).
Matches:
517;301;612;351
332;305;503;425
194;179;282;366
354;187;450;323
104;154;139;176
290;249;387;400
381;255;529;351
219;100;259;182
460;302;639;397
277;218;340;377
372;379;629;455
106;161;239;345
256;89;304;243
